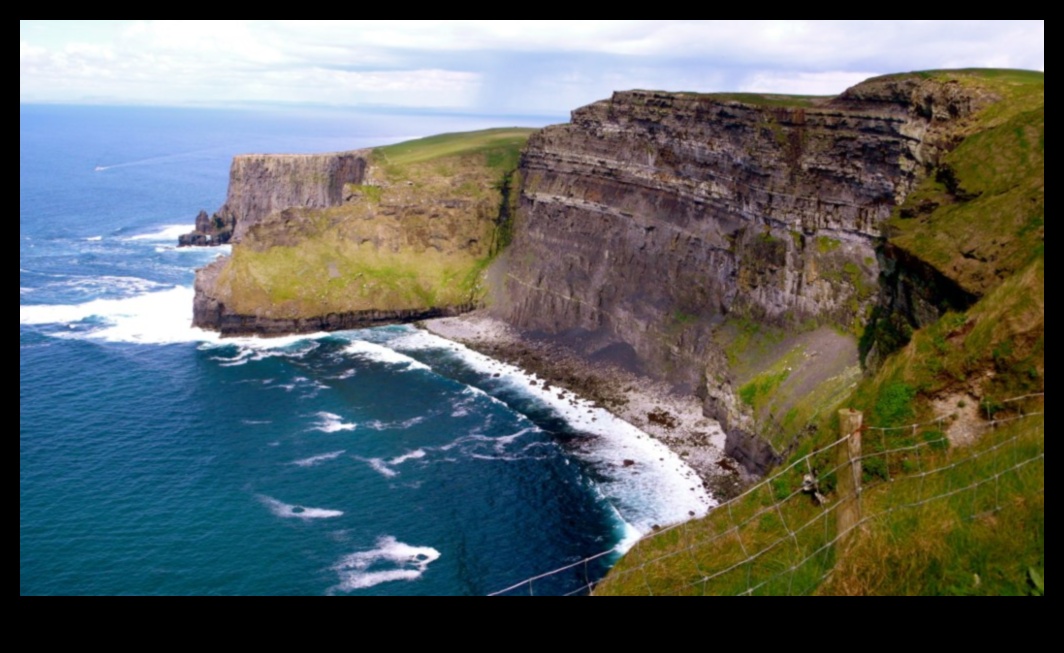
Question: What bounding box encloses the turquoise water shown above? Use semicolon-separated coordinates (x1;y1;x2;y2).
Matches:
19;105;710;596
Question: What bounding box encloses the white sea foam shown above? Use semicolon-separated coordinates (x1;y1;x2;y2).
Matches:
493;428;534;450
614;515;645;554
292;451;346;468
157;244;232;257
312;413;356;434
258;496;344;521
86;236;103;242
127;225;193;242
344;339;431;372
363;417;426;432
37;275;168;298
20;287;33;296
18;286;213;345
388;329;715;539
363;458;399;479
331;537;441;593
361;449;427;479
437;433;493;453
20;282;339;353
389;450;427;466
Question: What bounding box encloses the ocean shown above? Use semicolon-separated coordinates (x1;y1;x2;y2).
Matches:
19;104;711;596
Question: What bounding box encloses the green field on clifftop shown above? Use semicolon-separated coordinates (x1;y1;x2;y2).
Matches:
376;128;535;168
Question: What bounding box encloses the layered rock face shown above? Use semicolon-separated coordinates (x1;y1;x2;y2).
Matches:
493;79;990;470
224;153;370;242
180;152;369;246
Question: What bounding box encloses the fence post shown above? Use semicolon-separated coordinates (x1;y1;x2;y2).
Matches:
837;410;864;550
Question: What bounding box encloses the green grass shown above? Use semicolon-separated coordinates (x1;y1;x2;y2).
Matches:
820;417;1044;596
872;382;916;428
739;370;790;410
220;239;487;318
873;68;1043;84
853;257;1043;418
596;413;1043;596
706;93;826;108
346;184;383;204
887;72;1044;297
375;128;536;168
816;237;841;255
720;317;785;372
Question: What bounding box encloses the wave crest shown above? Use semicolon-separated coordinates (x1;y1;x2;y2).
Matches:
332;537;441;593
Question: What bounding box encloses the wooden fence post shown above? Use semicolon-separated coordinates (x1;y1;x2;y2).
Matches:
837;410;864;549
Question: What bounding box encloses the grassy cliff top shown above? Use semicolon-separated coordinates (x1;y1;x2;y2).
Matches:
871;68;1043;87
621;88;829;108
374;128;536;168
628;69;1043;111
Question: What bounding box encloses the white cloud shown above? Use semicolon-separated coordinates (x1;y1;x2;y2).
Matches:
19;20;1044;112
740;71;882;96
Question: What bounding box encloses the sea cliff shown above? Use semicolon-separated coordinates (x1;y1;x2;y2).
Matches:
188;70;1043;478
490;75;997;471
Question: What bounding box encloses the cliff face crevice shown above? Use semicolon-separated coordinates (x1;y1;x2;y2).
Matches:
491;79;990;472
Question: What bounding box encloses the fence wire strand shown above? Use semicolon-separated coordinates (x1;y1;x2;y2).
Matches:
490;394;1044;597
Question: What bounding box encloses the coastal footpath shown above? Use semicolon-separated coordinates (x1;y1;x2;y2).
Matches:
185;70;1043;594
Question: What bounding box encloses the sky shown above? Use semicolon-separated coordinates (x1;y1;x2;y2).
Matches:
20;20;1044;116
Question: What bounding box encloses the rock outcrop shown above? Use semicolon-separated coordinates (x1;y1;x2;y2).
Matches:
180;152;369;247
491;78;992;471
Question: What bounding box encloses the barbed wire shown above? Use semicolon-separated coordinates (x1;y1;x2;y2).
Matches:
490;393;1044;597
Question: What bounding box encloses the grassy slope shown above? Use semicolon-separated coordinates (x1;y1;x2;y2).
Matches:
376;128;534;168
600;70;1045;596
889;70;1044;296
219;129;533;319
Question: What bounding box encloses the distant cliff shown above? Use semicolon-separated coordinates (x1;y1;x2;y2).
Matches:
190;130;532;336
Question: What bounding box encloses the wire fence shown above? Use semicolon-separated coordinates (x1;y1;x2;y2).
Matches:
491;393;1044;597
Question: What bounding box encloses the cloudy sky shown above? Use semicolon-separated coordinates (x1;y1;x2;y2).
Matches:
20;20;1044;116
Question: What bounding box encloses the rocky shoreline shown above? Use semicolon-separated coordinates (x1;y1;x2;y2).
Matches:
422;313;748;502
